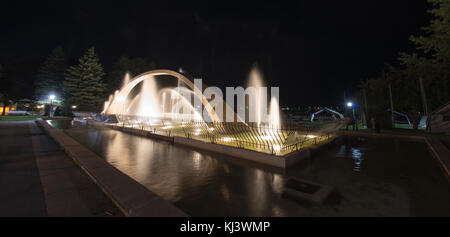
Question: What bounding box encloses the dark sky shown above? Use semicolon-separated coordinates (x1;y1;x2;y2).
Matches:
1;0;430;106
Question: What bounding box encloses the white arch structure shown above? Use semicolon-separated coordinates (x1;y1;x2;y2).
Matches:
104;69;222;122
310;107;344;122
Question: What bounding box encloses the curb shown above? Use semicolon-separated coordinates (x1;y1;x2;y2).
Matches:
36;119;188;217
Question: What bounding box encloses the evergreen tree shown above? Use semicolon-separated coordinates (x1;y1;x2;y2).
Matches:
106;56;156;95
35;46;66;100
63;47;106;112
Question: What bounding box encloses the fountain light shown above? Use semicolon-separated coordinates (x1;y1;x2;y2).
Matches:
116;95;125;102
272;144;281;152
221;137;234;142
260;135;275;141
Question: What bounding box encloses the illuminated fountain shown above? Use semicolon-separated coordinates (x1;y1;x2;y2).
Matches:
100;68;345;156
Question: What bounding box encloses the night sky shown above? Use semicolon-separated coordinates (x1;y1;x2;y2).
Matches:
1;0;430;106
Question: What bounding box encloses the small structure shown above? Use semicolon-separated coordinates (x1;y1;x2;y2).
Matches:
13;98;34;111
282;177;334;204
386;109;412;126
429;102;450;134
310;107;344;122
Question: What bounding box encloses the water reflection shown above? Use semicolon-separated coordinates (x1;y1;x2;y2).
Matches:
336;144;364;172
49;120;450;216
351;148;363;172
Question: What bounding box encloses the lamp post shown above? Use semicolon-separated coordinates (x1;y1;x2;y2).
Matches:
49;94;55;117
347;102;357;131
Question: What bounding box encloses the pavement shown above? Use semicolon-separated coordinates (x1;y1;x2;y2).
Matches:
0;121;123;217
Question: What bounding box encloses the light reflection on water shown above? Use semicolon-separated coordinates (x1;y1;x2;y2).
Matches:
48;120;450;216
336;145;364;172
351;148;363;172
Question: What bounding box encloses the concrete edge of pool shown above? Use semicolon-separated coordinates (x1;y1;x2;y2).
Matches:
36;118;189;217
84;119;341;169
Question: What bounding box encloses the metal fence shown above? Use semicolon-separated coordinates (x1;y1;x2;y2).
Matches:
112;114;344;155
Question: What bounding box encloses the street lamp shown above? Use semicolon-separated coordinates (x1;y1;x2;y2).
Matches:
346;101;357;131
49;94;56;117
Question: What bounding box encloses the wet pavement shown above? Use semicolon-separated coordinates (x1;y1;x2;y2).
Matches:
0;121;122;217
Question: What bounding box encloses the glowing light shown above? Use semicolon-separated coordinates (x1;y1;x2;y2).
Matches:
347;102;353;107
260;135;275;141
49;95;55;100
116;95;125;102
221;137;234;142
272;144;281;152
306;135;317;138
71;105;77;109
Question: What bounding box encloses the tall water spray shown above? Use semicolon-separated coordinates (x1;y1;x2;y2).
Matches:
247;65;281;128
102;72;131;114
269;96;281;128
134;76;160;117
248;67;264;125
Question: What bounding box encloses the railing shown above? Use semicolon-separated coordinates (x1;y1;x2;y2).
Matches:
109;114;344;156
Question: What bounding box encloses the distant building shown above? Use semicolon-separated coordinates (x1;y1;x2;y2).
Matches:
429;102;450;134
0;103;16;115
0;99;37;115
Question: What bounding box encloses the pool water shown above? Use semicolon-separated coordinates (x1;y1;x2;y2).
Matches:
48;120;450;216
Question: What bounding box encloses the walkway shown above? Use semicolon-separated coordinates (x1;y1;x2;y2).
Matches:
0;121;122;216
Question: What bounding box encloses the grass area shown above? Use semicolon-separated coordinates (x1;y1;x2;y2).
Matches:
0;115;69;121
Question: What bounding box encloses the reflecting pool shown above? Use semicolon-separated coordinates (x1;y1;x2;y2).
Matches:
49;120;450;216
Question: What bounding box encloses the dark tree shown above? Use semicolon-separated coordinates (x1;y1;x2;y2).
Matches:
63;47;106;112
398;0;450;111
400;0;450;66
358;0;450;130
35;46;67;100
106;56;156;95
0;64;8;115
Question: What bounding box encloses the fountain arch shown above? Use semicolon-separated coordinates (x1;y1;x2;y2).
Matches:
103;69;221;122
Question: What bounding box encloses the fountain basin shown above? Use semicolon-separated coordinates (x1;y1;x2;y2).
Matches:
86;120;339;168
